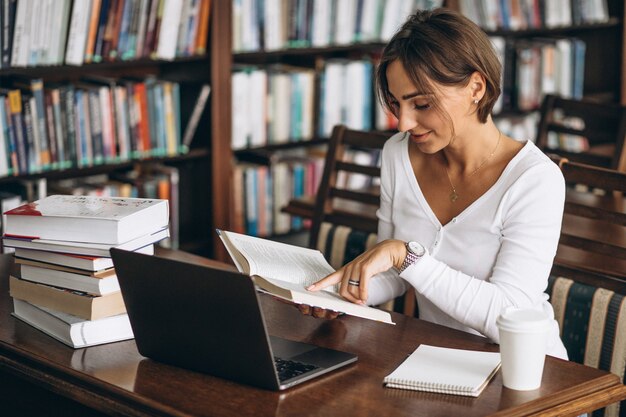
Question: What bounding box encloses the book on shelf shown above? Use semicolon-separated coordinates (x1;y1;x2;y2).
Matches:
3;194;169;245
15;258;120;296
13;245;154;272
182;83;210;149
9;275;126;321
12;298;133;348
383;344;501;397
3;227;168;257
217;229;394;325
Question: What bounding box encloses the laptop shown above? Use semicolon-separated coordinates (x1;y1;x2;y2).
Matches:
110;248;357;390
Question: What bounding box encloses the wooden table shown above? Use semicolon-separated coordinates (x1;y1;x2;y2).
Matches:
0;251;625;417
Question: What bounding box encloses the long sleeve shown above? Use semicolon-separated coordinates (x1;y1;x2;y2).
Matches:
400;162;564;342
376;134;567;358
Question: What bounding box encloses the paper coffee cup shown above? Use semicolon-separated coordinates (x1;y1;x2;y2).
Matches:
496;308;551;390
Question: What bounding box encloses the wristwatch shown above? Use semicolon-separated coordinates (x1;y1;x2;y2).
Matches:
399;241;426;272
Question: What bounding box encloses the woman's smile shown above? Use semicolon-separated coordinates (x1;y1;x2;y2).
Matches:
409;131;432;143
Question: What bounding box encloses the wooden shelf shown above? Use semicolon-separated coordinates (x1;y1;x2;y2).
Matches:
0;149;210;184
0;55;210;77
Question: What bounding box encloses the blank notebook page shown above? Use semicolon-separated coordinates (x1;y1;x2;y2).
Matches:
383;344;501;397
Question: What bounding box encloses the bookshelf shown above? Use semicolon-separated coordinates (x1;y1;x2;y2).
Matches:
0;0;233;260
0;2;622;261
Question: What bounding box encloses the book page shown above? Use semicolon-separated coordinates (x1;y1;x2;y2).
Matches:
256;277;393;324
221;231;335;287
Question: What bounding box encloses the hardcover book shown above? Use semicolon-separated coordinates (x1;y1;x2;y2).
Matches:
217;229;394;324
13;245;154;271
3;227;168;257
9;275;126;321
4;194;169;244
12;298;133;348
16;258;120;296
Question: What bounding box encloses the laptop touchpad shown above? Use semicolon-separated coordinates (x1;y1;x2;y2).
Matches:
270;336;317;358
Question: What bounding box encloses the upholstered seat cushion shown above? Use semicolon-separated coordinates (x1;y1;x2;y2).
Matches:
315;222;378;270
548;276;626;417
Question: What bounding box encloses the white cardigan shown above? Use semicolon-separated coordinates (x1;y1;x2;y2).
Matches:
367;132;568;359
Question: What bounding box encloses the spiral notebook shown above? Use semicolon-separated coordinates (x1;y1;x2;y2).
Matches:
383;345;501;397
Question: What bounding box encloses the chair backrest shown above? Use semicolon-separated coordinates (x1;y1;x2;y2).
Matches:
308;126;417;314
546;275;626;417
536;94;626;172
309;125;392;250
549;155;626;283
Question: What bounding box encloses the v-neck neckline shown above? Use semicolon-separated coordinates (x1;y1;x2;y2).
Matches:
401;138;532;228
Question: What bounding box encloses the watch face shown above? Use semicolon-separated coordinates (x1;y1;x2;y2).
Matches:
408;241;425;256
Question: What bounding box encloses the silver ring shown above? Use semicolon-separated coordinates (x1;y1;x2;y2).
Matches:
348;279;360;287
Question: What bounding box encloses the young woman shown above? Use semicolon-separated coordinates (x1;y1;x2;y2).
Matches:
305;8;567;359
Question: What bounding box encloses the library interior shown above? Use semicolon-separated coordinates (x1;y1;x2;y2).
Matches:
0;0;625;416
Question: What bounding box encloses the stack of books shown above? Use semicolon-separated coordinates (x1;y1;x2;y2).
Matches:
2;194;170;348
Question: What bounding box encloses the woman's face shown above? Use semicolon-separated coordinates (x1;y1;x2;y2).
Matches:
386;60;474;153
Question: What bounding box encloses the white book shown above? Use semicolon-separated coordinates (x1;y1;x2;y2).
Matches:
321;61;345;137
3;227;169;258
334;0;357;45
10;0;31;67
4;195;169;245
271;162;291;234
13;245;155;272
12;299;133;349
249;69;268;147
384;345;501;397
556;39;573;98
310;0;332;47
64;0;93;66
300;70;315;140
17;259;120;296
481;0;500;31
155;0;184;60
345;60;372;131
380;0;400;41
359;0;382;42
263;0;284;50
490;36;505;115
231;71;251;149
114;86;131;160
49;0;72;65
217;229;394;324
272;71;291;144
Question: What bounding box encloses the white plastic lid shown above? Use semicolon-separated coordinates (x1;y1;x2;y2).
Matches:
496;308;551;333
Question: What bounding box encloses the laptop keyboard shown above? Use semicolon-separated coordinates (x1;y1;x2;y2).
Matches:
274;357;320;381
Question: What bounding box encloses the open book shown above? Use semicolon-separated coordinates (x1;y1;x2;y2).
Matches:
217;230;394;324
384;344;501;397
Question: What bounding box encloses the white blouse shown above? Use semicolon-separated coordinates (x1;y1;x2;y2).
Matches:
367;132;568;359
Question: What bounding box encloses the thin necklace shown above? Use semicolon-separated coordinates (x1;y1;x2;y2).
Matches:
444;131;502;203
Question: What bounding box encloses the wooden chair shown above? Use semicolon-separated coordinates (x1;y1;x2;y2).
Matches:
536;94;626;172
546;274;626;417
308;125;390;250
282;125;419;313
549;155;626;284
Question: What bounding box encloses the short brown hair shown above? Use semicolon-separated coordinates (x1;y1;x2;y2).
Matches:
376;8;501;124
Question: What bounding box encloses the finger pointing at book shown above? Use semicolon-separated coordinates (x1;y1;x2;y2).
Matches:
307;240;407;305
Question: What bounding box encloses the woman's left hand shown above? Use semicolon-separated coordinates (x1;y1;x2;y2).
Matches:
306;239;407;305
